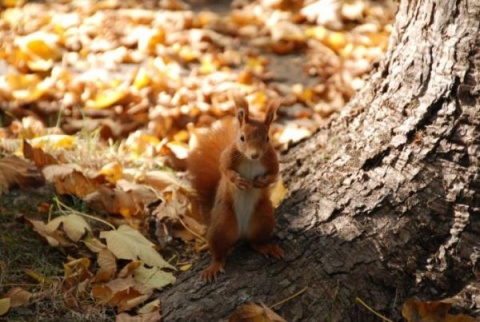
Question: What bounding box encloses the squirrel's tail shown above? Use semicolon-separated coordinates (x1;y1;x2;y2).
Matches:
187;118;235;221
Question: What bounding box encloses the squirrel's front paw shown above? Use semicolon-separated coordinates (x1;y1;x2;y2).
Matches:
235;176;252;190
253;175;270;188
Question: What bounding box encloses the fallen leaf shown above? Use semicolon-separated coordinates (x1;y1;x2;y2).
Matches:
0;298;10;316
23;140;60;169
137;298;161;314
270;178;287;208
93;248;117;282
100;225;175;270
83;236;107;253
42;164;101;197
99;162;123;184
5;287;32;308
46;214;91;242
134;264;176;289
402;298;477;322
30;135;75;150
229;302;286;322
28;218;73;247
0;155;44;195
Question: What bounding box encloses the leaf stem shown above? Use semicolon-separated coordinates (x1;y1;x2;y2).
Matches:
355;297;393;322
270;286;308;309
53;197;116;230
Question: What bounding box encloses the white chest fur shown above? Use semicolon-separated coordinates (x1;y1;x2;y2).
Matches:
234;159;265;237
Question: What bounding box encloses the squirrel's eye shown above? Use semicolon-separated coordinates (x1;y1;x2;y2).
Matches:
240;135;245;142
266;136;270;142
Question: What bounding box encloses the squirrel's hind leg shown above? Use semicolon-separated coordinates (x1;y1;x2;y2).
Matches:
247;197;284;259
201;205;239;282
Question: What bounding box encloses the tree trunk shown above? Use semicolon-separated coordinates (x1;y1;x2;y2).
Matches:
160;0;480;320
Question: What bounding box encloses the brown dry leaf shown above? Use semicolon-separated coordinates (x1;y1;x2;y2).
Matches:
0;155;44;195
229;302;286;322
118;261;143;279
100;225;175;271
5;287;32;308
92;276;152;310
63;257;92;280
143;170;183;192
23;140;59;169
402;298;477;322
28;218;73;247
42;164;101;197
46;214;91;242
118;294;150;312
93;248;117;283
83;183;153;218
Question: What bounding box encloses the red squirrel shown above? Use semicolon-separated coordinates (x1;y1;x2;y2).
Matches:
187;94;284;281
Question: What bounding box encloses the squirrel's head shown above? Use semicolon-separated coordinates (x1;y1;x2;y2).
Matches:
232;93;278;160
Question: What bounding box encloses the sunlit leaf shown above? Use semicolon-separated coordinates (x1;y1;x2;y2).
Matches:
100;225;175;270
87;88;128;109
31;135;75;149
133;264;176;289
99;162;123;184
46;214;91;242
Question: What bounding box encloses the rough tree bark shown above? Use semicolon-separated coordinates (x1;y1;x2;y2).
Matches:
160;0;480;320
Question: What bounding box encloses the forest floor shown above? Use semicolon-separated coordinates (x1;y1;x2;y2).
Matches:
0;0;396;320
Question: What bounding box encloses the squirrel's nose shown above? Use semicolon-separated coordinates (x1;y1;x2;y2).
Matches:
251;152;259;159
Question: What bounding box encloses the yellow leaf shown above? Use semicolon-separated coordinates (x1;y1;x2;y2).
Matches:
270;178;287;208
0;298;11;316
16;31;61;71
100;225;175;270
137;299;161;314
99;162;123;184
87;88;127;109
324;32;347;52
46;214;91;242
305;26;327;41
179;263;192;271
5;74;46;103
133;68;150;89
31;135;75;149
133;265;176;289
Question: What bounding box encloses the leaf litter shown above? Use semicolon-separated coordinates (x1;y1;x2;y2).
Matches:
0;0;445;321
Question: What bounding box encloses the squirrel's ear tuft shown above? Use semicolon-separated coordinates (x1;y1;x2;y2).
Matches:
264;100;279;127
231;92;249;125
